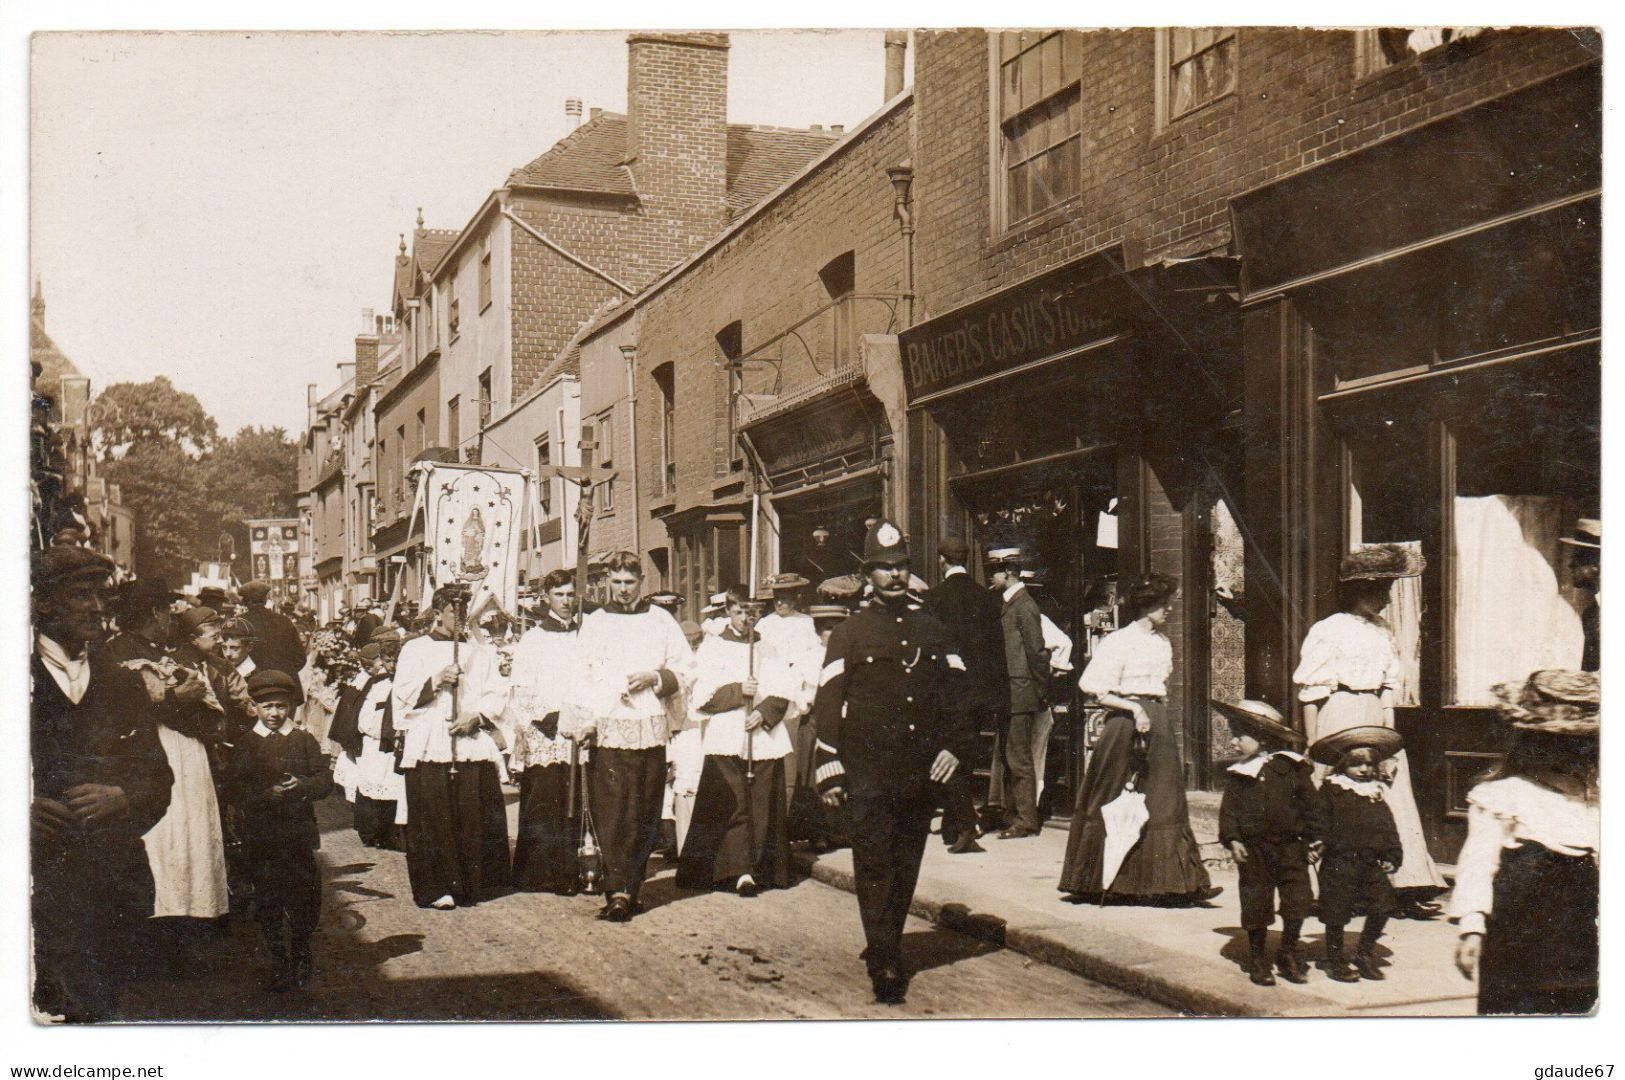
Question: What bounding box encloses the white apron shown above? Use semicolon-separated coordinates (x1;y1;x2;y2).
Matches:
142;725;230;919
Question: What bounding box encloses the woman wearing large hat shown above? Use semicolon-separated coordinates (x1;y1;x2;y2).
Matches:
1449;670;1599;1015
1292;545;1446;911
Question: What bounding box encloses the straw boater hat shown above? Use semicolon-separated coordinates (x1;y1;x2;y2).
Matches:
808;603;851;624
1309;725;1405;767
764;572;810;592
818;574;864;601
1558;518;1602;551
984;546;1024;568
1491;669;1599;736
1211;699;1305;752
700;591;728;617
1339;544;1426;581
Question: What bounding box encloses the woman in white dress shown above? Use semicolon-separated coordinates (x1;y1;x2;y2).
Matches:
1294;544;1447;913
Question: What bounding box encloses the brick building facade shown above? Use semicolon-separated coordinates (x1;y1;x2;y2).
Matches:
898;27;1599;851
577;91;913;611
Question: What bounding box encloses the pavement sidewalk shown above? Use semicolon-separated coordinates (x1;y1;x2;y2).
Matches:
799;807;1477;1018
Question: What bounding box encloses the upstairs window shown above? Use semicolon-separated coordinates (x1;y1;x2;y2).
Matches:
1157;27;1237;126
447;275;460;340
479;245;493;311
447;395;461;455
535;437;553;518
1355;27;1487;77
478;368;492;429
654;362;677;493
716;320;744;477
820;251;857;368
995;31;1083;228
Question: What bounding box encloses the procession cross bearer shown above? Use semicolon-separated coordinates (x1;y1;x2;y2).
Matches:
812;519;977;1005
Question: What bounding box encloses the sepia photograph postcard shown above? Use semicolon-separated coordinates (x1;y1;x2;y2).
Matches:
6;3;1616;1076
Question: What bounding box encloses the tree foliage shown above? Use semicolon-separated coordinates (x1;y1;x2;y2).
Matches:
201;426;302;580
92;376;218;458
89;379;298;587
102;438;213;587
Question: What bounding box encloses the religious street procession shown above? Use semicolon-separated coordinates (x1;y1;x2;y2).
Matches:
27;25;1599;1026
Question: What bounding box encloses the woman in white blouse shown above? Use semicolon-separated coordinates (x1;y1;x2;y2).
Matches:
1450;670;1598;1015
1059;575;1214;903
1293;545;1446;909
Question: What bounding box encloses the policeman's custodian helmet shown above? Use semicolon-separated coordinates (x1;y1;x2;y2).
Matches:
862;519;910;567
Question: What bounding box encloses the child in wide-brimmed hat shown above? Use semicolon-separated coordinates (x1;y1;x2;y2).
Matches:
1449;670;1599;1015
1310;724;1406;982
1215;700;1324;986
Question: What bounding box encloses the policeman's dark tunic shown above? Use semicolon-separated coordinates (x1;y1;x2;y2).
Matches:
812;597;975;974
32;652;173;1022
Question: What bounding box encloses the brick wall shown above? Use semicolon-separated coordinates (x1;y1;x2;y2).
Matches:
626;102;912;557
626;33;731;266
912;27;1595;316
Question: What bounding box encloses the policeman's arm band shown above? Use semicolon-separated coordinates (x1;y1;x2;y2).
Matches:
819;658;845;686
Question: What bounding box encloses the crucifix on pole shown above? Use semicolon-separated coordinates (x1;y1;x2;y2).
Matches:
543;434;618;604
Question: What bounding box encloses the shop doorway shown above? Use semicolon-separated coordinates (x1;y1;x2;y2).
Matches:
773;478;884;585
954;451;1122;816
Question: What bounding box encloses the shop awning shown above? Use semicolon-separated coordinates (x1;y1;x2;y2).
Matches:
1229;62;1600;302
738;382;889;492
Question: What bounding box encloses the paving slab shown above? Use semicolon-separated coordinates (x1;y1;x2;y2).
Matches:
801;818;1477;1018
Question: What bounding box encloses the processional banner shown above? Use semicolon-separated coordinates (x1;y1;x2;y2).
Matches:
412;462;528;618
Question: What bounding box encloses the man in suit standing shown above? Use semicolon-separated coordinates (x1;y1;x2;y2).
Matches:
241;580;307;704
814;520;976;1004
924;538;1006;854
32;547;174;1021
986;548;1049;839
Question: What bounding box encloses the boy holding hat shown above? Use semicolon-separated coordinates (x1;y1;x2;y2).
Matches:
239;670;332;991
1309;724;1407;982
1215;699;1324;986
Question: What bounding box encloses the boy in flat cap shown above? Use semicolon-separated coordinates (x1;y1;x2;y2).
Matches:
1215;700;1324;986
238;669;332;991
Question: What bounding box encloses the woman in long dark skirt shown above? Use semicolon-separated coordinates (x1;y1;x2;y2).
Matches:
1059;575;1213;903
1450;670;1599;1015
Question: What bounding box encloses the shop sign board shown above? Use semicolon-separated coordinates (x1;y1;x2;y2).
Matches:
743;389;879;486
898;251;1122;403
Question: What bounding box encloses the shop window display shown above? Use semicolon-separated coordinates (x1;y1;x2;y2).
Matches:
1447;409;1594;705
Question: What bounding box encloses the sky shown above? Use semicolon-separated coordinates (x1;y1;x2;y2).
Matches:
29;30;902;436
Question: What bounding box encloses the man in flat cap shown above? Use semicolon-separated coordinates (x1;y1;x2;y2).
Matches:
240;580;308;703
32;547;173;1021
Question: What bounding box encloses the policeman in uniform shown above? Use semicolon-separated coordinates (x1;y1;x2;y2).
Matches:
812;520;976;1004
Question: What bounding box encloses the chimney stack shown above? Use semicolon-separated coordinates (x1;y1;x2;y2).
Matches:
625;32;731;240
566;98;583;129
590;106;602;121
884;31;907;100
354;311;379;389
810;123;822;131
831;124;844;135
